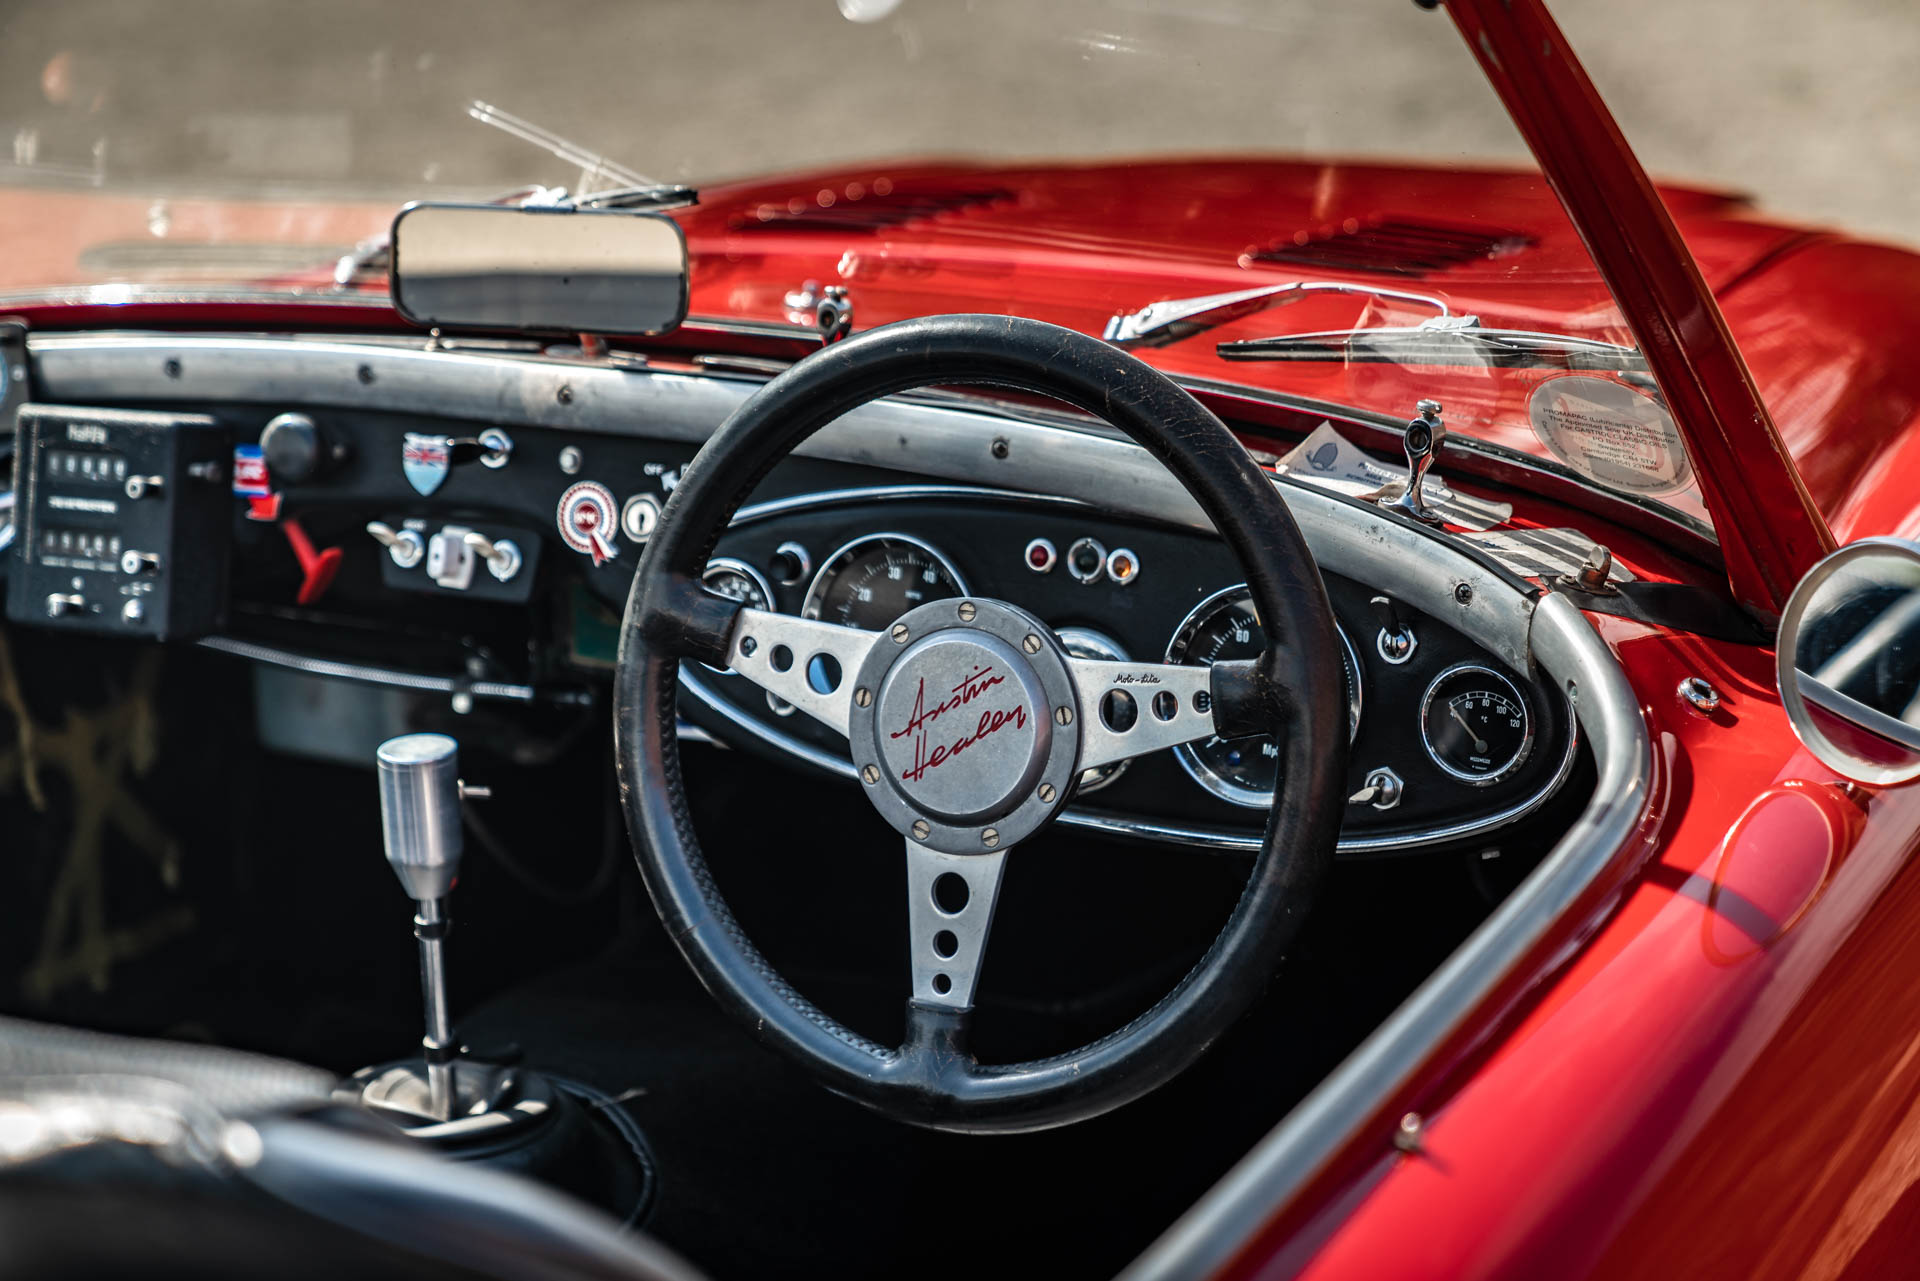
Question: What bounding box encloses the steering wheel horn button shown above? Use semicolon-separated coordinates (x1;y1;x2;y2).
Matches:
874;631;1051;824
848;597;1080;856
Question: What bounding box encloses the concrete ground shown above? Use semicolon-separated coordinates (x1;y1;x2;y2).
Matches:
0;0;1915;248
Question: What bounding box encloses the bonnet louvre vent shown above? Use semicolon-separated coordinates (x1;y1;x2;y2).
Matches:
1244;218;1533;276
730;184;1015;233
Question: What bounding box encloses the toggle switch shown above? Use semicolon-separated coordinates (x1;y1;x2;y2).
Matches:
367;521;426;569
462;531;524;582
119;549;161;576
1370;594;1417;664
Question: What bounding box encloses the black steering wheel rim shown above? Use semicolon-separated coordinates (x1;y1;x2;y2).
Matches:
614;314;1347;1133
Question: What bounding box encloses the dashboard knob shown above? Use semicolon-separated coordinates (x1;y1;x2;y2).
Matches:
261;412;340;485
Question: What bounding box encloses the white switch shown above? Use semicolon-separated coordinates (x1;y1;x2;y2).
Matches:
426;525;477;590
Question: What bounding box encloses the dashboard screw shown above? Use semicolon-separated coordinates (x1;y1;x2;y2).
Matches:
958;601;977;622
991;437;1010;460
1038;783;1056;804
982;828;1000;848
911;820;931;842
740;636;757;657
855;687;873;708
557;384;574;405
891;623;910;644
1055;705;1074;726
163;358;182;380
357;363;375;385
1453;582;1474;606
861;764;881;785
1023;633;1042;654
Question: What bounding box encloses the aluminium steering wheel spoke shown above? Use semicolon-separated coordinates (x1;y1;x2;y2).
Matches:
904;839;1007;1012
724;608;881;736
1068;656;1230;773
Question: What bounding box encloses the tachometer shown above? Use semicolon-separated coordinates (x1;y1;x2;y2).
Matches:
1165;585;1361;808
801;534;967;631
1419;664;1532;785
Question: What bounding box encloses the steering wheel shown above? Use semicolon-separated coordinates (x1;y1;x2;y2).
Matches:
614;315;1347;1133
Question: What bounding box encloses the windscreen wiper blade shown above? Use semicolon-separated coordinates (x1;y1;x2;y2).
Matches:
1217;322;1646;372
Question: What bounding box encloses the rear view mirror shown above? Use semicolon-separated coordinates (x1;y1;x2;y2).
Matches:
389;203;688;337
1778;537;1920;785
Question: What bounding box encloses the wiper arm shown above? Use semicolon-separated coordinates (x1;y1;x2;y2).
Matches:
333;103;697;289
1103;280;1457;349
466;102;696;211
1216;320;1646;372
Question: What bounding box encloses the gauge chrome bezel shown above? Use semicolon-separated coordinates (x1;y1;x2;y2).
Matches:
1418;661;1534;787
699;556;776;676
1164;583;1363;809
799;531;970;626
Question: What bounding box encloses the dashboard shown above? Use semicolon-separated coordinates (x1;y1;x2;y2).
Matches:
689;487;1573;854
3;331;1583;858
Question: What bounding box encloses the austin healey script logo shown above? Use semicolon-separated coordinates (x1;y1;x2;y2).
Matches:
889;665;1028;784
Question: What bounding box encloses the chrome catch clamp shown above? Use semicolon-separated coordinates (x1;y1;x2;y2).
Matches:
1373;400;1448;526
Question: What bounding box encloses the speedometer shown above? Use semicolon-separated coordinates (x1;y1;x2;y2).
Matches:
1166;585;1361;808
801;534;967;631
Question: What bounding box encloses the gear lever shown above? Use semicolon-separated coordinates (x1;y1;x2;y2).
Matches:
376;733;485;1122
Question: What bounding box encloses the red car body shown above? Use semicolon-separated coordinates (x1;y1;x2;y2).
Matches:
3;3;1917;1277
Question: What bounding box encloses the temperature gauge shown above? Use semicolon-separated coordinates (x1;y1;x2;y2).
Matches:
1419;664;1533;785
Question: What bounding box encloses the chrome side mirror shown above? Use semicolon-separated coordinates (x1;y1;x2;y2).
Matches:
389;203;688;337
1777;538;1920;785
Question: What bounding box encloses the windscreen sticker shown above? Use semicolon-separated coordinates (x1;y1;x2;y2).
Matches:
1528;376;1693;498
1275;422;1512;531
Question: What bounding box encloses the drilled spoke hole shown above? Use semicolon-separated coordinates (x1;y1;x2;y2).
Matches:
932;872;969;915
1100;689;1137;733
770;644;794;673
933;929;958;959
932;973;952;995
806;653;842;694
1152;690;1179;722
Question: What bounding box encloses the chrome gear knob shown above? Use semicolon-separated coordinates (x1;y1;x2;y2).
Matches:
376;733;465;901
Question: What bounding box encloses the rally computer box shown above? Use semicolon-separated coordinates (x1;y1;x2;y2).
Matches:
7;405;231;640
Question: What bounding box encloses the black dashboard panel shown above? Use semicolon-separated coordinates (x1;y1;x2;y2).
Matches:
0;387;1575;858
684;487;1575;855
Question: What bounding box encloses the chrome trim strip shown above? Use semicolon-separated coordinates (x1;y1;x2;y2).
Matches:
680;484;1575;854
198;635;536;702
1119;591;1655;1281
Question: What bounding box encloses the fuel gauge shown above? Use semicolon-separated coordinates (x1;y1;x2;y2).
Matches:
1419;664;1532;785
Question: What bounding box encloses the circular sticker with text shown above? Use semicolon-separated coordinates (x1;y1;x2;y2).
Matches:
556;481;620;566
1527;375;1693;498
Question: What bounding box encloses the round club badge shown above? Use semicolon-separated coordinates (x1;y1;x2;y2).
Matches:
556;481;620;565
1528;375;1694;498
